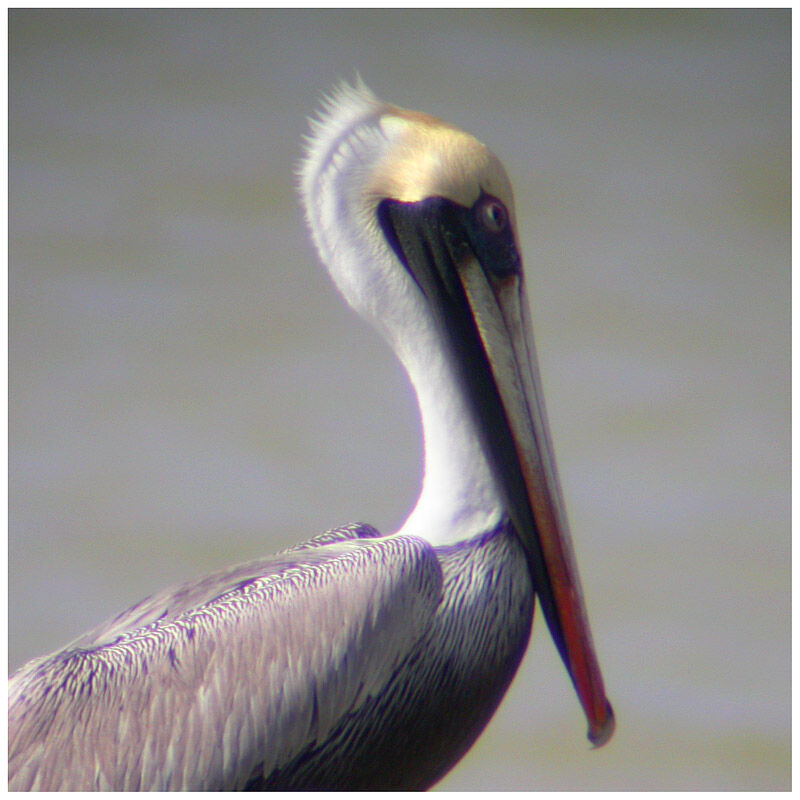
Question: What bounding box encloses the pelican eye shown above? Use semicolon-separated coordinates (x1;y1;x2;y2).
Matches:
465;193;520;277
478;198;508;234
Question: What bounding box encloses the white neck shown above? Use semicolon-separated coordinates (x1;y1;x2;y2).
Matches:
390;317;504;547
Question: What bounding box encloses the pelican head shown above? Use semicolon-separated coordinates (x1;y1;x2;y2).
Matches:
300;81;613;747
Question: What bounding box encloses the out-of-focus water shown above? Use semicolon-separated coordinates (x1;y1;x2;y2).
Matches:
10;10;789;790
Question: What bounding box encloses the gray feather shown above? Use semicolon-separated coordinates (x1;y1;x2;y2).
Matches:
9;525;444;790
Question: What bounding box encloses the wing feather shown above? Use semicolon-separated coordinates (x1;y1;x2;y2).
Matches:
9;529;443;790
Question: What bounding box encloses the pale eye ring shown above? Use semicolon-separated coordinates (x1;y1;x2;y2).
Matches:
479;198;508;234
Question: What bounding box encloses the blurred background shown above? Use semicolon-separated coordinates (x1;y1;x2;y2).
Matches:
9;10;789;790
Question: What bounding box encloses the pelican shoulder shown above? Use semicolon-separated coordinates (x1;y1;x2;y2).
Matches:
9;527;442;790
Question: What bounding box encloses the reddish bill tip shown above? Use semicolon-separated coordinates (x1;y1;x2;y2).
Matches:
588;700;615;748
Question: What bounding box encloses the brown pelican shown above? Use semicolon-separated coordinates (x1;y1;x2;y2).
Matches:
8;81;614;790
